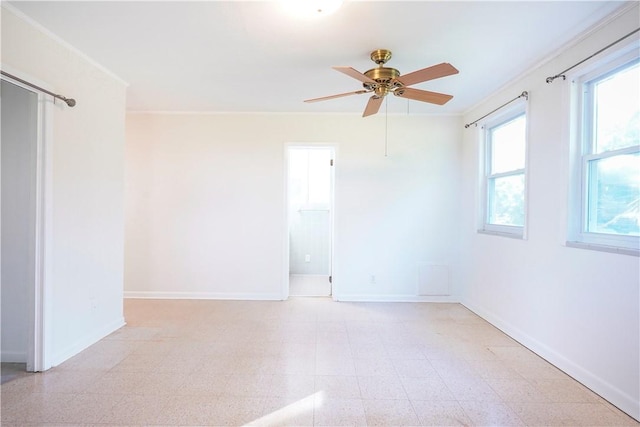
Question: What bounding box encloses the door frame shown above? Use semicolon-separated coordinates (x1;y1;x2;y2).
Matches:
282;143;337;300
1;68;54;371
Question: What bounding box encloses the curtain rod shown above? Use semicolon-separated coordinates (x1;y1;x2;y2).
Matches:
1;70;76;107
546;27;640;84
464;91;528;129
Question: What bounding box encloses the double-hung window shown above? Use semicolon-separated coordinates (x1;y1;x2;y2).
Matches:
480;106;528;237
570;52;639;254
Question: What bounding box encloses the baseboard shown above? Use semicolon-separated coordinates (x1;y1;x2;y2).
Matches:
51;316;125;367
462;299;640;422
335;294;459;303
124;291;283;301
1;350;27;363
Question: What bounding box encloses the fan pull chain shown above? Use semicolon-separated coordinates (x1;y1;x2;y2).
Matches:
385;97;388;157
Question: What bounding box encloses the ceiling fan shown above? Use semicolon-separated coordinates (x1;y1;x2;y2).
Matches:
305;49;459;117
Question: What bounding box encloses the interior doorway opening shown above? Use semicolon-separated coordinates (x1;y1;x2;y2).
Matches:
1;79;37;373
287;146;335;297
1;75;50;375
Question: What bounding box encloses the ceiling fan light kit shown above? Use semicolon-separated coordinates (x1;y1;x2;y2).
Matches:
305;49;459;117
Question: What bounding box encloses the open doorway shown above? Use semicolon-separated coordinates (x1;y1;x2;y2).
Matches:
286;146;335;297
1;76;49;375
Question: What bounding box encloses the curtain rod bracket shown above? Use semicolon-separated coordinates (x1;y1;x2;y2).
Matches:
546;75;566;84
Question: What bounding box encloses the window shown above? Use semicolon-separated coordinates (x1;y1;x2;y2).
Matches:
481;108;528;237
570;51;639;254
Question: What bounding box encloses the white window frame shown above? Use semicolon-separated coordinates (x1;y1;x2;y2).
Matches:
567;44;639;256
478;101;529;238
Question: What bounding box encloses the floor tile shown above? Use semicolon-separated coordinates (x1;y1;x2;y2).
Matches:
223;373;273;397
358;375;408;400
400;375;455;401
277;354;317;375
391;358;437;378
83;370;148;394
349;341;388;359
442;376;503;402
459;400;526;426
531;378;602;403
466;358;524;380
558;402;640;426
45;393;123;424
362;398;420;426
313;397;367;426
136;371;190;395
485;377;549;403
268;374;316;399
315;355;355;376
179;372;229;396
99;393;171;425
2;299;637;427
154;394;219;425
508;357;568;380
411;400;472;426
315;375;361;399
384;344;426;360
255;396;315;426
353;357;397;377
0;393;74;424
430;358;479;380
507;401;579;426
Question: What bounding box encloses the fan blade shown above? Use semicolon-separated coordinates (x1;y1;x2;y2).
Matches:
333;66;376;83
304;90;369;103
394;87;453;105
396;62;459;87
363;95;383;117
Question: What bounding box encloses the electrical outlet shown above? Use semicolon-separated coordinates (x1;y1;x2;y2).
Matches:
305;254;311;262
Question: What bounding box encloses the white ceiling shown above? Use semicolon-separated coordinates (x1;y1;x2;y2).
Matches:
7;1;627;115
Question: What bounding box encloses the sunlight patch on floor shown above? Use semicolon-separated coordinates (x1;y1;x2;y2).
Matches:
246;391;323;426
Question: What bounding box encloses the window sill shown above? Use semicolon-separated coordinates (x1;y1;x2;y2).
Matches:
566;241;639;257
478;229;525;240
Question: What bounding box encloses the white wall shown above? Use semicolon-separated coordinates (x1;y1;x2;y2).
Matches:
1;6;127;366
125;113;462;301
289;211;331;275
459;4;639;420
1;81;38;362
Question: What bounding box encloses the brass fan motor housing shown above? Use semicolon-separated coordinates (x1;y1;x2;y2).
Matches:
364;67;400;83
364;50;401;91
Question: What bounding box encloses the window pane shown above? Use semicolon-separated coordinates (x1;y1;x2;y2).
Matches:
488;174;525;226
593;62;639;153
288;148;331;208
490;114;526;174
587;153;640;236
308;149;331;205
289;149;308;207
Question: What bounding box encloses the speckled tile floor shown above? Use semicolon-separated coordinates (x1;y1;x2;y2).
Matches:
1;298;638;426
